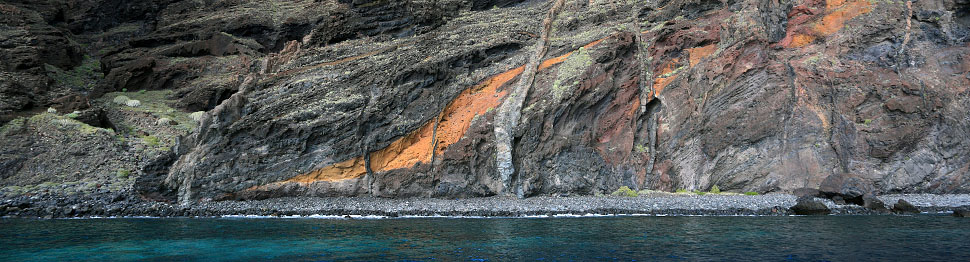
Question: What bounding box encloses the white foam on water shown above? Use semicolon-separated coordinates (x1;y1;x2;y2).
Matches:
222;214;274;218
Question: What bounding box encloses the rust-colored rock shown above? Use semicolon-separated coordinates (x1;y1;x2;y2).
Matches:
2;0;968;204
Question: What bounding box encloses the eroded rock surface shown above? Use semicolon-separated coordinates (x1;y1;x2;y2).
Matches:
1;0;968;204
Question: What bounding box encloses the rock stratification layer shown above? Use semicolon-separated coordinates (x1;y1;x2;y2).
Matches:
1;0;969;203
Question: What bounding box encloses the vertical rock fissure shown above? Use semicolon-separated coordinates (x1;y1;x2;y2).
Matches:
644;98;662;187
360;85;376;195
632;0;653;115
494;0;566;198
430;97;443;171
899;1;914;56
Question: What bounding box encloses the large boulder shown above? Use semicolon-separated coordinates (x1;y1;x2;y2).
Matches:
954;208;970;218
819;173;875;206
863;193;889;213
792;188;820;198
791;196;831;215
892;199;920;214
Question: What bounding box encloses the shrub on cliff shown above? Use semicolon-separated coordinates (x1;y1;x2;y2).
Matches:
116;169;130;179
710;185;720;194
189;111;205;122
142;135;161;147
156;117;175;126
611;186;638;197
113;95;130;104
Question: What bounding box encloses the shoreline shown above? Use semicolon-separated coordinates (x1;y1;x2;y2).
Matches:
3;194;970;219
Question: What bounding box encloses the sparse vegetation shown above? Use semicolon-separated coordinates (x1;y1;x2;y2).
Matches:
156;117;174;126
744;192;759;196
635;144;648;153
190;111;206;122
611;186;639;197
804;54;823;66
675;188;688;194
0;118;26;136
142;135;161;147
710;185;720;194
125;99;142;107
43;56;102;90
113;95;130;104
116;169;131;179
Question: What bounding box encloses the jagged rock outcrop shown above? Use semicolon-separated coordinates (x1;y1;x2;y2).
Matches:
1;0;969;203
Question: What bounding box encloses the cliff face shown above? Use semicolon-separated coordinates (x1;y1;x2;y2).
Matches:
1;0;968;203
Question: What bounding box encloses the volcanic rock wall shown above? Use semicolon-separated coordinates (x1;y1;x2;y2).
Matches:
1;0;968;203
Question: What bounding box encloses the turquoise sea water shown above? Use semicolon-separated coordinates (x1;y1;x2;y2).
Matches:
1;215;968;261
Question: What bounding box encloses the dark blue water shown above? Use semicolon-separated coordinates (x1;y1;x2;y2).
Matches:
1;215;968;261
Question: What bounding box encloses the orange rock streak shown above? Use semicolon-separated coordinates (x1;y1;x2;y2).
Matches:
785;0;871;48
687;44;717;67
278;37;612;184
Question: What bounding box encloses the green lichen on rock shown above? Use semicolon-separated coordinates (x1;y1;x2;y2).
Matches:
659;64;687;78
551;47;592;101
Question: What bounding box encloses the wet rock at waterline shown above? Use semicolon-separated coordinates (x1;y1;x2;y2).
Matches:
791;196;831;216
892;199;920;214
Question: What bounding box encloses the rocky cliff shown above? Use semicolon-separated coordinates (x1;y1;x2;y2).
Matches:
1;0;968;204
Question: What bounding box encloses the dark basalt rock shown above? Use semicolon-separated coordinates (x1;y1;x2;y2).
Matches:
954;209;970;218
792;188;820;198
892;199;920;214
791;196;830;216
863;193;889;213
819;174;874;206
2;0;970;205
832;196;846;205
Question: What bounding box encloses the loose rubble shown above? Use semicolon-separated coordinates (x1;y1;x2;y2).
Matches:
3;194;970;218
